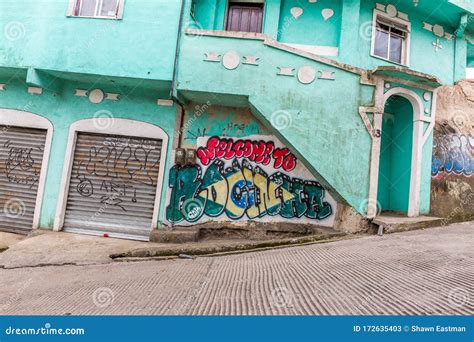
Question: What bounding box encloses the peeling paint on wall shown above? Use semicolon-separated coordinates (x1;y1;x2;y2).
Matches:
181;106;262;146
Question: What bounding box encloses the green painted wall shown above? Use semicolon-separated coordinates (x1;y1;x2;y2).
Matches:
277;0;342;47
176;31;374;212
180;104;264;147
0;0;184;231
0;0;470;227
0;77;177;228
176;0;451;216
191;0;472;85
0;0;181;81
358;0;458;85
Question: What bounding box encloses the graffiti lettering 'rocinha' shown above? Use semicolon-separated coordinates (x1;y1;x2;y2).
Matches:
166;136;334;225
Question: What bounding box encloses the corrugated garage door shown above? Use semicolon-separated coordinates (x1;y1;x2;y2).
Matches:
63;132;163;241
0;125;47;234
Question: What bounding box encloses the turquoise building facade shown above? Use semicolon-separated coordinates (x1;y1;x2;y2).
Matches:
0;0;182;240
0;0;472;239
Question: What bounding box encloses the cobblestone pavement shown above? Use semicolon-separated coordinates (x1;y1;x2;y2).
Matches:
0;223;472;315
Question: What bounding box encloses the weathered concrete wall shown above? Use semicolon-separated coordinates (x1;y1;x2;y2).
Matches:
431;80;474;222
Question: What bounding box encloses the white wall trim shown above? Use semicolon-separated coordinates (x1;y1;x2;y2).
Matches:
365;78;385;218
53;118;169;232
283;44;339;57
382;87;425;217
0;109;53;229
422;88;438;145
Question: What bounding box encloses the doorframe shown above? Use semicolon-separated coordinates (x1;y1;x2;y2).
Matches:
367;86;435;218
0;109;53;229
53;118;169;232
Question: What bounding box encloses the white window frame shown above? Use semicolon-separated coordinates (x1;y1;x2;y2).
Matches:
370;9;411;67
67;0;125;20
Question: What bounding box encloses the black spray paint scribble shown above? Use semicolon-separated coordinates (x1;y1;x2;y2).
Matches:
3;140;43;189
74;138;161;213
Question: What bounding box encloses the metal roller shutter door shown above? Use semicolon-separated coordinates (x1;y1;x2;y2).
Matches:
63;132;162;241
0;125;47;234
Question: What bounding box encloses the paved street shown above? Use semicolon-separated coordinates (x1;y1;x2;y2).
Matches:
0;223;472;315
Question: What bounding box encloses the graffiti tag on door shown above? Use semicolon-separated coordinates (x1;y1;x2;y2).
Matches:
167;136;334;224
3;140;43;189
74;136;161;212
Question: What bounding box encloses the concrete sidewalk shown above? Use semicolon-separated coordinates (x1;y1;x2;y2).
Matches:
0;232;24;252
0;231;162;268
0;222;471;315
0;228;345;269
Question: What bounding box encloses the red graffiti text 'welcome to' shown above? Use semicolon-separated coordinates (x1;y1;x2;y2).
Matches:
197;136;297;172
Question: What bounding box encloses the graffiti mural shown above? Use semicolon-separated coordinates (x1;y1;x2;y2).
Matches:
197;136;297;172
167;135;335;225
432;134;473;177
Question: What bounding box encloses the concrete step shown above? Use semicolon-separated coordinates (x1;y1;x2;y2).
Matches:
149;228;199;243
373;214;444;234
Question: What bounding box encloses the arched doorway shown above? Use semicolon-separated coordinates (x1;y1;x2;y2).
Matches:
374;86;425;218
377;95;414;213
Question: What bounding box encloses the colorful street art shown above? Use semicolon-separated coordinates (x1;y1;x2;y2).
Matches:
197;136;297;172
167;136;334;224
432;133;473;177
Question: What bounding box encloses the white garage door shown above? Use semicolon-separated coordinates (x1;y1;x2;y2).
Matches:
63;132;163;240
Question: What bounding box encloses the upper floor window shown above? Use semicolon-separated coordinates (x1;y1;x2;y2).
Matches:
225;2;264;33
371;13;410;66
68;0;124;19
